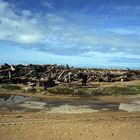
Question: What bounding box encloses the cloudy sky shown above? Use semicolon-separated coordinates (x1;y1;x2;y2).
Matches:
0;0;140;68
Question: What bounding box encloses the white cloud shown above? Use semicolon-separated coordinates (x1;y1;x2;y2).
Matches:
0;0;140;58
22;10;32;17
0;0;44;45
114;5;140;13
43;1;54;9
15;34;43;44
105;28;134;35
105;27;140;35
81;51;140;59
45;13;66;23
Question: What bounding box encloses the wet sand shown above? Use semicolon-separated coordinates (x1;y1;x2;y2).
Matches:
0;93;140;113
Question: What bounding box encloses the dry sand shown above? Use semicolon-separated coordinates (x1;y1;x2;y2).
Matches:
0;112;140;140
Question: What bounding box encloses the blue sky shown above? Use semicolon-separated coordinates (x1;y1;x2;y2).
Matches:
0;0;140;68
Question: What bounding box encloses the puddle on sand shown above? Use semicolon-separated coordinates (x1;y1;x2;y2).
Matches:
49;104;99;113
19;101;47;110
0;95;140;113
119;101;140;112
0;95;30;106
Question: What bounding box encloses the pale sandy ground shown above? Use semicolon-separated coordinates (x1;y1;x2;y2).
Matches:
0;80;140;140
0;112;140;140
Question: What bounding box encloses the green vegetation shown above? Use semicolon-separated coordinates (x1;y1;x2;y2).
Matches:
1;84;21;90
47;85;140;96
47;87;87;96
83;85;140;96
1;83;140;96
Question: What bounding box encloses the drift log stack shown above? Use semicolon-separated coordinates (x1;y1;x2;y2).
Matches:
0;63;140;85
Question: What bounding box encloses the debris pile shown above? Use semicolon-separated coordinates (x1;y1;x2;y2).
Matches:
0;63;140;85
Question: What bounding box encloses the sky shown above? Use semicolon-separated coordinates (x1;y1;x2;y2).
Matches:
0;0;140;69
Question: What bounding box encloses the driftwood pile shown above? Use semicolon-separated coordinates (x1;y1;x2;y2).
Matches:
0;63;140;84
